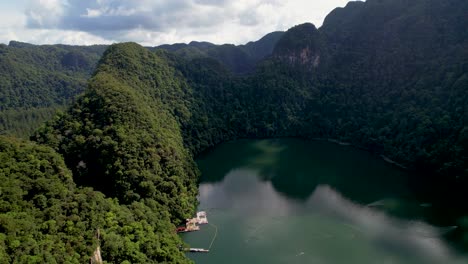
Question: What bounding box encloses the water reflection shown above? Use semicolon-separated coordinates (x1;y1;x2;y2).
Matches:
199;169;297;215
197;139;412;202
195;169;466;263
308;185;464;264
190;139;468;263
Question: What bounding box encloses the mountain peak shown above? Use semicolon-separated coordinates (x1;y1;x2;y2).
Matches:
273;23;323;67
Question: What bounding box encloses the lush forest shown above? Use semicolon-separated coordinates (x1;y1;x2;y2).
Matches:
0;32;284;138
0;136;191;263
155;31;284;74
0;42;106;137
0;0;467;262
174;0;468;190
33;43;199;221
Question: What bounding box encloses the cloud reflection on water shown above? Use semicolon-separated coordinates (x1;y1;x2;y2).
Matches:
308;185;465;264
198;168;466;263
199;169;296;215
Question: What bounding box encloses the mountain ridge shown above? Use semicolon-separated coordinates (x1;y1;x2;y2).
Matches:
1;0;467;262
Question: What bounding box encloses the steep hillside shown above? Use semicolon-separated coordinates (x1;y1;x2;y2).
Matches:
0;42;106;137
273;23;324;67
33;43;198;222
173;0;468;194
1;0;467;262
29;43;200;262
315;0;468;184
0;136;190;263
155;31;284;74
0;32;284;138
157;0;468;190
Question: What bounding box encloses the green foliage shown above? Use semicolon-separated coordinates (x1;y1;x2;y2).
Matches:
0;42;106;137
1;0;467;262
34;43;198;222
155;31;284;74
1;32;285;138
0;136;191;263
165;0;468;187
0;107;65;138
273;23;322;57
315;0;468;180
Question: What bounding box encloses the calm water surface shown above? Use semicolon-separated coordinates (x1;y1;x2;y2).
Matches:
182;139;467;264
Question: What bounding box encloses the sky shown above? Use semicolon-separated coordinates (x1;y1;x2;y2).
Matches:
0;0;357;46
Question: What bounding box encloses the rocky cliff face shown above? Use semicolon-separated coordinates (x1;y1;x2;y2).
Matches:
262;0;468;186
272;23;324;68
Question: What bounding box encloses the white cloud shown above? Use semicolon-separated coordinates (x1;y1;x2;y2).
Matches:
1;0;357;46
26;0;66;28
82;8;103;18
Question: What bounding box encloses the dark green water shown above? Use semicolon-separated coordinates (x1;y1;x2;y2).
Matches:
182;139;467;264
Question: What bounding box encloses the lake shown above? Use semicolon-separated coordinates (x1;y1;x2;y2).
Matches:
181;139;467;264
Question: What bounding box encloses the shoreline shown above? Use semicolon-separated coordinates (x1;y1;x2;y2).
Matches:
311;137;408;170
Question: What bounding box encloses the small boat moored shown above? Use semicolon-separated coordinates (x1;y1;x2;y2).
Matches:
185;248;210;253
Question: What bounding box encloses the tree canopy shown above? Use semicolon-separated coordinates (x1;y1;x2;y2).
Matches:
1;0;467;262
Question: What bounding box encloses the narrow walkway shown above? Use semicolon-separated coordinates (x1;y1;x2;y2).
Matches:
182;221;218;253
208;223;218;250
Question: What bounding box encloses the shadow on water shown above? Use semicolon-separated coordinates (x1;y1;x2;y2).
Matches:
198;138;412;202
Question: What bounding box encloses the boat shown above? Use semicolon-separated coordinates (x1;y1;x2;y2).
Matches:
186;248;209;253
176;223;200;233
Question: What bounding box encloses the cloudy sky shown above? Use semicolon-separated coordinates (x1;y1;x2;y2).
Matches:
0;0;356;46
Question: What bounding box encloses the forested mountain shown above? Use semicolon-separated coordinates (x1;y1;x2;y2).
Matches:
172;0;468;188
0;42;106;137
0;136;191;263
316;0;468;187
0;33;284;138
1;0;467;262
33;44;199;221
155;31;285;74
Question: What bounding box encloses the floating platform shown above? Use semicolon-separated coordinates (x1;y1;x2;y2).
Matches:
176;226;200;233
178;213;217;254
176;211;208;233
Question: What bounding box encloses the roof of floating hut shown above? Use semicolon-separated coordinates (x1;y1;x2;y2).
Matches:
196;211;208;224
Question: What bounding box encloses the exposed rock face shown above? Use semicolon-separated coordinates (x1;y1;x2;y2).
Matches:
272;23;324;68
90;246;103;264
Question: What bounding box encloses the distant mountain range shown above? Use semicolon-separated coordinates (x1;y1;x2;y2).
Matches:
155;31;284;74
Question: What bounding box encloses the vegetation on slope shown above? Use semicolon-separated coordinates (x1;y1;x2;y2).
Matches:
317;0;468;183
1;0;467;262
0;42;106;137
155;31;284;74
0;31;284;139
161;0;468;187
33;43;198;222
0;136;190;263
